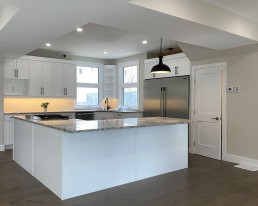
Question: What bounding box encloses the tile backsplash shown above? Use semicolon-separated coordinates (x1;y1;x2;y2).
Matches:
4;98;74;113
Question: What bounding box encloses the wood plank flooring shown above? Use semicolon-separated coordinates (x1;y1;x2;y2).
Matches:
1;150;258;206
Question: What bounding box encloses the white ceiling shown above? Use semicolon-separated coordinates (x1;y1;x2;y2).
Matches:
38;23;178;60
1;0;258;58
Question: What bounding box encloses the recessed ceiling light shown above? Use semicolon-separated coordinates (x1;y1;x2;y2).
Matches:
104;51;108;55
45;43;51;47
77;27;83;32
142;40;148;44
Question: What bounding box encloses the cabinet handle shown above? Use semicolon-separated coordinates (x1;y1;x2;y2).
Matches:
175;66;179;75
14;69;18;78
17;69;19;78
64;88;66;95
65;88;68;95
43;87;44;95
40;88;43;95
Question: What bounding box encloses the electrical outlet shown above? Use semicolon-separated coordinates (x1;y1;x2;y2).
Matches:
234;86;240;93
226;86;234;93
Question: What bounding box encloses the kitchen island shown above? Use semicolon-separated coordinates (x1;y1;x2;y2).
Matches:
13;116;190;200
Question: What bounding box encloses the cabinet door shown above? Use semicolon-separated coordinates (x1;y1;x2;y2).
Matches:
4;120;14;145
29;60;43;96
54;63;65;96
176;57;191;76
42;62;54;96
145;61;157;79
4;58;16;78
16;59;29;79
64;64;76;97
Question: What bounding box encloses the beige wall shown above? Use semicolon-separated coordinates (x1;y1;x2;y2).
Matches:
192;51;258;160
114;53;147;111
0;57;4;145
4;98;75;113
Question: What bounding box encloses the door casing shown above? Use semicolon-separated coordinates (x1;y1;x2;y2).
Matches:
189;62;227;160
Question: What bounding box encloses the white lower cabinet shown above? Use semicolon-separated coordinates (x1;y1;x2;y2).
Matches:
4;115;14;146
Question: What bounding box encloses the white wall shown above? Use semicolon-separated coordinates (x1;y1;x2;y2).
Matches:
192;51;258;161
113;53;147;111
0;56;4;146
27;49;113;65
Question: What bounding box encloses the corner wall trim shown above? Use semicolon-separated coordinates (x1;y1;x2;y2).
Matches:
0;145;5;151
224;153;258;168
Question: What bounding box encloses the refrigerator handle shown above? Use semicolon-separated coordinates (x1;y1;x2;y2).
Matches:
160;87;163;117
163;87;166;117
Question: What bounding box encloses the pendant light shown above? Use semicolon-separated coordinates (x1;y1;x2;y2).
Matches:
151;38;171;74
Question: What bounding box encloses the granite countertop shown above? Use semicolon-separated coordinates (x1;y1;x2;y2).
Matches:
14;116;190;133
5;109;143;115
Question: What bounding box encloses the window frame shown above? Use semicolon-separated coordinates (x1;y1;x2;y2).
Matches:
75;62;103;109
118;60;140;110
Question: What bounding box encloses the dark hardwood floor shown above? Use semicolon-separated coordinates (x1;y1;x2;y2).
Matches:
1;150;258;206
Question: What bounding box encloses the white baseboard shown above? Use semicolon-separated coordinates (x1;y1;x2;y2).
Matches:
0;145;5;151
188;146;195;154
223;153;258;168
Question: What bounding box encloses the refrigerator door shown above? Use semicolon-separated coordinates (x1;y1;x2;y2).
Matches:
143;79;163;117
163;76;189;119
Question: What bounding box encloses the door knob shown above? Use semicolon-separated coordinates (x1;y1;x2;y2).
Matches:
211;117;220;120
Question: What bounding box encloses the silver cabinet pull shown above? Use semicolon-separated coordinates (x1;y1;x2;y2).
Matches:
17;69;19;78
175;66;179;75
211;117;220;120
64;88;66;95
66;88;68;95
40;88;43;95
43;87;44;95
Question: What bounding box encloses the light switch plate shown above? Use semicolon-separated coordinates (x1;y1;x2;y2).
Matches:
226;86;234;92
234;86;240;93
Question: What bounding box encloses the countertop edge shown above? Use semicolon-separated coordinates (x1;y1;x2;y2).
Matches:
13;116;191;133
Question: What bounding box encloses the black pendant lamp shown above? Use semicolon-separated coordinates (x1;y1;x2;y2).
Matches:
151;38;171;74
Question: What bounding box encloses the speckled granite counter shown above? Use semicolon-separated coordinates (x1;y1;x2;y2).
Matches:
14;116;190;133
5;109;143;115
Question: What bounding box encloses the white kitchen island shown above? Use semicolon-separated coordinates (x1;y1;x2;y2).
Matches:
13;116;189;200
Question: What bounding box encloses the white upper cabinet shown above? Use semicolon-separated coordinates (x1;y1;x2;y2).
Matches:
54;63;76;97
29;61;54;97
144;53;191;79
54;63;65;96
144;58;158;79
4;58;29;79
64;64;76;97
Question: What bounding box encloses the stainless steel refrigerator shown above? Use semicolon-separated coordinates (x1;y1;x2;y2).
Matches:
143;76;189;119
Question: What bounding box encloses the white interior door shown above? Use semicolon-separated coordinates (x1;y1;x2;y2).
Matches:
194;66;222;160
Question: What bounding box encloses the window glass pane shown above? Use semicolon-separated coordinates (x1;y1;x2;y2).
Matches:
77;66;98;83
123;87;137;107
123;66;137;83
77;87;99;106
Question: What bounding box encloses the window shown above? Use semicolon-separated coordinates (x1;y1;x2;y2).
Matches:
76;64;103;107
119;60;139;109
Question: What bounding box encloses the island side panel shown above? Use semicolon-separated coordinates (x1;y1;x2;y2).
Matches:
13;119;33;174
33;124;63;199
62;129;136;200
135;124;188;180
